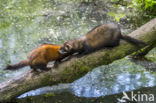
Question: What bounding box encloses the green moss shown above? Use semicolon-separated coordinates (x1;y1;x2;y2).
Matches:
59;60;91;83
40;75;55;86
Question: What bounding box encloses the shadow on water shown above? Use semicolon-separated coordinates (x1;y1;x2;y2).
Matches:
0;0;156;102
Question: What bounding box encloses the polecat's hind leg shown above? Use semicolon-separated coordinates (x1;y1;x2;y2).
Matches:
30;64;50;72
39;64;51;71
53;60;61;68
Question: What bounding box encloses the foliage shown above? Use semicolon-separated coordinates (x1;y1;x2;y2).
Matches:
107;12;126;22
113;0;155;17
130;0;156;17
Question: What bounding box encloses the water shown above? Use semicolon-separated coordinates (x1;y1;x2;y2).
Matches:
0;0;155;100
0;0;93;81
72;58;156;97
18;56;156;98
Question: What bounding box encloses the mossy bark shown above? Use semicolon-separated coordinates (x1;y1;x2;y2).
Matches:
0;18;156;102
131;43;156;57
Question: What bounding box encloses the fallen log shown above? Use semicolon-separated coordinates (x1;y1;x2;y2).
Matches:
0;18;156;102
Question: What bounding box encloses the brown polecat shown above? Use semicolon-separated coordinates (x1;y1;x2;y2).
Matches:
59;23;145;55
4;44;65;71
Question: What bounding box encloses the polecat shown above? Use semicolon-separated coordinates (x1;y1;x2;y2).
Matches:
59;23;145;55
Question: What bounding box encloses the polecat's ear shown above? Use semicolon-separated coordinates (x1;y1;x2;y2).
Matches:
64;42;68;45
65;44;72;51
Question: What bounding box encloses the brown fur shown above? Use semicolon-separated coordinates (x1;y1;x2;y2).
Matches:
59;23;145;55
5;44;64;71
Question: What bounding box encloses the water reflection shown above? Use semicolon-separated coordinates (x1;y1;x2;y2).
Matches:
18;84;71;98
8;34;15;48
0;39;3;48
72;59;156;97
0;0;100;82
18;58;156;98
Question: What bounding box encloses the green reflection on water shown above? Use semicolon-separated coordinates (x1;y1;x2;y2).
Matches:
0;0;99;81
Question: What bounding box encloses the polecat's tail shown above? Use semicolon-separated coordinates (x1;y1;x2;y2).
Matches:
4;60;29;70
121;34;146;45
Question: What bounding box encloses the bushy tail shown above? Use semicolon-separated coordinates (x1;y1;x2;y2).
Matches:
121;34;146;45
4;60;29;70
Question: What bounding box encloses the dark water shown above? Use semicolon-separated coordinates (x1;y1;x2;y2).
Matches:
0;0;156;102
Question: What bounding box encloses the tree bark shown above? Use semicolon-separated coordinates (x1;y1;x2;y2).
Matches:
0;18;156;102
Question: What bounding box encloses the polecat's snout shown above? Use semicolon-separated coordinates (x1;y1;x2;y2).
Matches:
59;43;73;54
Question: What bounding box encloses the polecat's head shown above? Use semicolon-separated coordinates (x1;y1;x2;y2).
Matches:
59;41;73;54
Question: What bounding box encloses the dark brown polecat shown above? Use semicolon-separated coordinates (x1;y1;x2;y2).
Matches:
4;44;65;71
59;23;145;55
